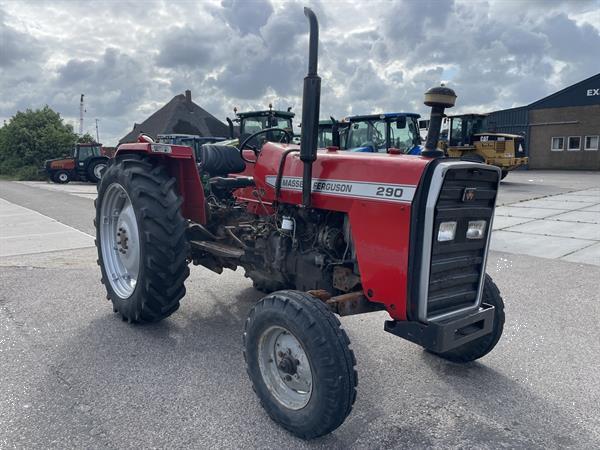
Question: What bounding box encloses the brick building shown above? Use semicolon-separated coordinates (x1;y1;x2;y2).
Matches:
484;73;600;170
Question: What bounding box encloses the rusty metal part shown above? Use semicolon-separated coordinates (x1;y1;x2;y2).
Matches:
188;222;218;241
308;289;383;317
190;240;244;259
307;289;331;301
332;266;361;292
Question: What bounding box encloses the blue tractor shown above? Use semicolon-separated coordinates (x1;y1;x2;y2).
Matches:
340;113;423;155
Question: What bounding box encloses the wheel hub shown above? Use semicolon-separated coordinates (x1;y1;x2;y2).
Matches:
258;326;313;410
99;183;140;299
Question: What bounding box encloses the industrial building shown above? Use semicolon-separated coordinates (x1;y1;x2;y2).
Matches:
484;73;600;170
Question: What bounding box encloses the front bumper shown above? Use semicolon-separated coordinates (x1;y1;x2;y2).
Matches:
384;304;495;353
490;156;528;169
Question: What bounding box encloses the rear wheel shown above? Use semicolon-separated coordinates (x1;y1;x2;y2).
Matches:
53;170;70;184
429;274;505;363
95;156;190;323
243;291;357;439
88;159;108;183
501;169;509;180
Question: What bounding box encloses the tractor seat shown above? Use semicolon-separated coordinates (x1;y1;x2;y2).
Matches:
197;144;246;177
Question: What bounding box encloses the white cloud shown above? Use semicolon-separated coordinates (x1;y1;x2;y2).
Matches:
0;0;598;144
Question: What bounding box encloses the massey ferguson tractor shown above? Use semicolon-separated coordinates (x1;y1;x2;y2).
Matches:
95;8;505;439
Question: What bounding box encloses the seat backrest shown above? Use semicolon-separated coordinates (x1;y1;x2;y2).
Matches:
198;144;246;176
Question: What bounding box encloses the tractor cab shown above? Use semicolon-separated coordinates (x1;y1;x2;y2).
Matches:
340;113;422;154
317;118;348;148
73;142;102;160
226;107;295;148
446;113;486;147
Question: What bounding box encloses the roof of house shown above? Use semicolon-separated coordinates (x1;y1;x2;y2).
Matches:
119;90;229;144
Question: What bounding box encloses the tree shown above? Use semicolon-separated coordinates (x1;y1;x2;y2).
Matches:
79;132;97;144
0;106;79;179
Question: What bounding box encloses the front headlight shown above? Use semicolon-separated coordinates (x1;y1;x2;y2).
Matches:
466;220;487;239
437;221;457;242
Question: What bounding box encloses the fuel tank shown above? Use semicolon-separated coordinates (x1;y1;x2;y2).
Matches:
251;142;434;320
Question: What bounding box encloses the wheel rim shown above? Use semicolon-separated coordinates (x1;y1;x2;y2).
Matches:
258;326;313;410
99;183;140;299
58;173;68;182
94;163;107;179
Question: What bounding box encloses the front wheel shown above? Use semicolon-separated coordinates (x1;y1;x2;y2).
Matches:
243;291;357;439
429;274;505;363
95;156;190;322
53;170;70;184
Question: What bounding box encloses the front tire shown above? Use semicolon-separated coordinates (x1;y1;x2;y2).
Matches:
243;291;357;439
429;274;505;363
95;156;190;323
53;170;70;184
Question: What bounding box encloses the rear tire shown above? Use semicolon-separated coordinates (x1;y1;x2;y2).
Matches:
95;155;190;323
243;291;357;439
501;170;509;180
53;170;70;184
429;274;505;363
88;159;108;183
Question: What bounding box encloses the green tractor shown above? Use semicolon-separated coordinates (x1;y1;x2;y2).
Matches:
225;106;295;148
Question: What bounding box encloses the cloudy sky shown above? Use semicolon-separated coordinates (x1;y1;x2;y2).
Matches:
1;0;599;145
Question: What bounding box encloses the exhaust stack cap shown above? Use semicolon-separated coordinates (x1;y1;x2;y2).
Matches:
424;85;457;109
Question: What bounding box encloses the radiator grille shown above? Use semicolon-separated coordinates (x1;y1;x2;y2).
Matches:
427;166;498;318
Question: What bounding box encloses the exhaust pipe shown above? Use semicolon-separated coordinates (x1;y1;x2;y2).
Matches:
299;7;321;207
226;117;234;139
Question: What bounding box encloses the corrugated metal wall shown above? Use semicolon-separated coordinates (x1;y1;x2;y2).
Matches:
483;107;528;136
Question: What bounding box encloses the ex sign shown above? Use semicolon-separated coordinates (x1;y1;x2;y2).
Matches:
587;88;599;96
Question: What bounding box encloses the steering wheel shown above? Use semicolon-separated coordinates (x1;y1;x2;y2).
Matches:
238;127;292;163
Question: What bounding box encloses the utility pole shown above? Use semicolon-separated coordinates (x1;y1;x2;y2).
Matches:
95;119;100;143
79;94;85;136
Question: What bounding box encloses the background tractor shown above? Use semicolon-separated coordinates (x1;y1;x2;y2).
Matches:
44;142;109;183
442;113;528;179
317;117;347;148
340;113;423;154
225;106;295;148
95;8;505;440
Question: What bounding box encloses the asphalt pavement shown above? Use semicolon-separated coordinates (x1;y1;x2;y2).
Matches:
1;171;599;449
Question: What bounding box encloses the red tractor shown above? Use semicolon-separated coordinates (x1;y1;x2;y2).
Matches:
95;8;504;439
45;142;109;183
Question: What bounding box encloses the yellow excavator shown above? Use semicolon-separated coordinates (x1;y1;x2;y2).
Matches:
441;113;528;179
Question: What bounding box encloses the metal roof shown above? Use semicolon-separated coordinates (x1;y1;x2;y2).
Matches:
235;110;295;119
344;112;420;121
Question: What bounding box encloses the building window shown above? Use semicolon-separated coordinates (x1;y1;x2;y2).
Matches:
551;137;564;151
567;136;581;151
584;135;599;151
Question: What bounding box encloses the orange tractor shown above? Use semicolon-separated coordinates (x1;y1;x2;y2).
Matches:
44;142;109;183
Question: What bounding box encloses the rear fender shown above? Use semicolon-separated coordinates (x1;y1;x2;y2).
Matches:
115;142;206;224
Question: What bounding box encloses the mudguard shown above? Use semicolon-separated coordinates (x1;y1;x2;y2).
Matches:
115;141;206;224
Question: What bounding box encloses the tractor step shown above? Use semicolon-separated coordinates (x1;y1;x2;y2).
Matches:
190;240;245;259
